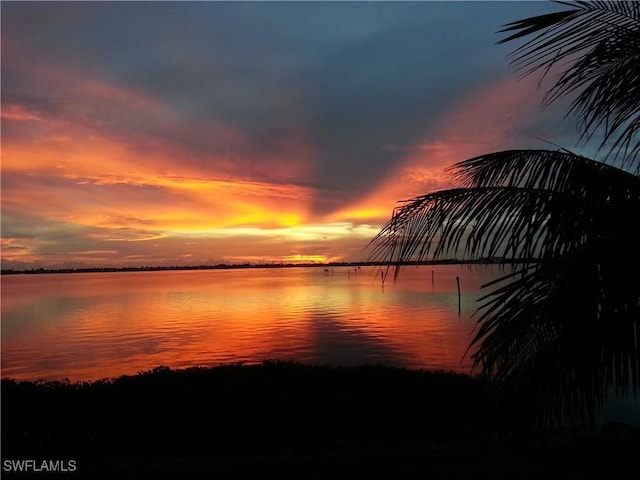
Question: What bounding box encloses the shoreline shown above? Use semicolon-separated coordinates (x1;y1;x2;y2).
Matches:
1;359;476;385
0;258;535;276
2;361;639;478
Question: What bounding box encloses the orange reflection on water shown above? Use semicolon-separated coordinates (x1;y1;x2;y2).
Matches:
0;266;500;381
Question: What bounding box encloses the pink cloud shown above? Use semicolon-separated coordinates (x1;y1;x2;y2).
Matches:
331;74;545;226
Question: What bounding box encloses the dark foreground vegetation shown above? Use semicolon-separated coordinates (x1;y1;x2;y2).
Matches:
2;361;639;479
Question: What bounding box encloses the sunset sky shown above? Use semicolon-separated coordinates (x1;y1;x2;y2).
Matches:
1;1;576;269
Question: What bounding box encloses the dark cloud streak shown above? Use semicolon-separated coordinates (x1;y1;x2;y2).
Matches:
2;2;552;185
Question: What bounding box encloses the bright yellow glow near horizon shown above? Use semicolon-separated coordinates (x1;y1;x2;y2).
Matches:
1;71;538;269
281;254;328;263
172;222;379;241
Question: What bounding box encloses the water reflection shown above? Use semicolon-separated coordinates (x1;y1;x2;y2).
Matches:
1;266;502;381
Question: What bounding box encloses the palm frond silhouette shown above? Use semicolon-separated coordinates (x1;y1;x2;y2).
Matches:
368;1;640;427
500;0;640;168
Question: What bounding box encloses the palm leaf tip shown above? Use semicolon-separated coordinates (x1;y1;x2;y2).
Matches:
496;10;578;44
496;1;640;170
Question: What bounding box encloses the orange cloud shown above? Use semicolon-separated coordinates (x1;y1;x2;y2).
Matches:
330;74;542;227
1;61;542;269
2;47;346;267
1;66;321;267
1;104;44;121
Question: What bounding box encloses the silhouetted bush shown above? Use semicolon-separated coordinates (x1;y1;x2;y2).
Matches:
3;361;639;478
2;361;494;461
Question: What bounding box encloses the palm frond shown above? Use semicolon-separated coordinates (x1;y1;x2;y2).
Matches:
498;1;640;170
470;235;640;426
367;150;640;281
367;146;640;427
450;149;640;196
368;187;549;272
368;2;640;429
500;2;640;60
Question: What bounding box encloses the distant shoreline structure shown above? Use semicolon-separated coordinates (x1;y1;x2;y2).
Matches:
1;258;537;275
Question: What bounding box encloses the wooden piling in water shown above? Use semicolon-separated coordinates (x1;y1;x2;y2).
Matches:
456;276;461;313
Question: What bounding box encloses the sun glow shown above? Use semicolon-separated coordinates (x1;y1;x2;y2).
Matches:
281;254;328;263
1;60;541;270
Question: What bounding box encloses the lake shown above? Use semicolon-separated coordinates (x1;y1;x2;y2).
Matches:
1;265;504;381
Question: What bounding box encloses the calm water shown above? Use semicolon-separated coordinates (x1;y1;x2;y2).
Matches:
1;265;503;381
